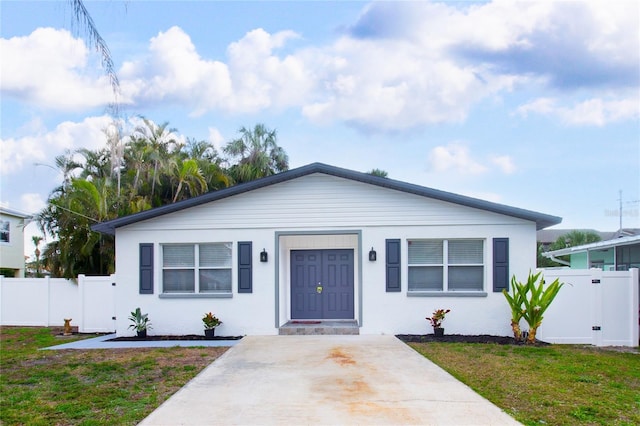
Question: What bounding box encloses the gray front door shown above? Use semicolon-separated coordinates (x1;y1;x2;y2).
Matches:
291;249;354;319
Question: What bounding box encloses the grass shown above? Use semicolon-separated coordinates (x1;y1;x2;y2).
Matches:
0;326;228;425
409;342;640;425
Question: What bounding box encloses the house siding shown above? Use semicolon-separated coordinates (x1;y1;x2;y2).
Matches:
124;174;527;232
112;173;538;337
0;212;27;277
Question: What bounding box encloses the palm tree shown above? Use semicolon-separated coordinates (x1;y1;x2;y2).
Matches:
37;177;115;278
223;124;289;183
184;138;230;191
133;118;178;199
77;147;110;180
68;0;119;98
171;158;208;203
368;169;389;178
32;235;43;277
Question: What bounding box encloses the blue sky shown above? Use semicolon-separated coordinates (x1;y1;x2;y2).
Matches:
1;1;639;255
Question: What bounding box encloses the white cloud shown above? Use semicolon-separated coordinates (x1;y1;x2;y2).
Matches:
120;27;311;115
20;193;46;214
516;97;639;126
3;1;636;131
490;155;516;174
208;127;224;151
0;28;113;110
427;143;517;176
427;143;487;175
0;116;112;174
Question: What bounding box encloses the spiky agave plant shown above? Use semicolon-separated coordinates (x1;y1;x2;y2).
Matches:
502;275;529;342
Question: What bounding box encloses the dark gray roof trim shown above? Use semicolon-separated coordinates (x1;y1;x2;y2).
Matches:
92;162;561;235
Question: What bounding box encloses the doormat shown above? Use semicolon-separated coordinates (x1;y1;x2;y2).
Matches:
291;321;321;324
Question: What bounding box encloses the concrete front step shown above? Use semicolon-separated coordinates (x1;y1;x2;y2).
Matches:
279;320;359;335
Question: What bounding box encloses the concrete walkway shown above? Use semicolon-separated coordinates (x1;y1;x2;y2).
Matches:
43;334;240;350
140;335;520;425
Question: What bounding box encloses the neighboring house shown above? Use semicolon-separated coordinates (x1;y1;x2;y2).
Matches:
537;228;640;252
93;163;561;336
0;207;30;277
542;234;640;271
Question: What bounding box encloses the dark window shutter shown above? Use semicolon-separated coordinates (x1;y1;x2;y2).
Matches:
493;238;509;292
139;243;154;294
238;241;252;293
386;239;401;292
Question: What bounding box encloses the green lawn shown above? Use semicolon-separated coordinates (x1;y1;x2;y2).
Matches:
3;327;638;425
0;327;227;425
410;342;640;425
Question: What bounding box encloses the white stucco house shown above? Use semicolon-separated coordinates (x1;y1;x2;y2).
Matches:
0;207;30;277
93;163;561;337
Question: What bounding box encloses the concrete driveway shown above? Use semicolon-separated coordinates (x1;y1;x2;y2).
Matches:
140;335;520;425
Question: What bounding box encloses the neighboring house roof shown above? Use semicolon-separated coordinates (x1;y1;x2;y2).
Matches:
536;229;604;245
0;207;31;219
537;228;640;245
542;234;640;257
92;162;562;235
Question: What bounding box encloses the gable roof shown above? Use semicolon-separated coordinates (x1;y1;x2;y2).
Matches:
92;162;562;235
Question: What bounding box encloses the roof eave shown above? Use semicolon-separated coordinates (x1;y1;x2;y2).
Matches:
91;162;562;235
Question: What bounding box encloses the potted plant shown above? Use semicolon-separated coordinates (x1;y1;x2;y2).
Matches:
128;307;152;338
202;312;222;338
426;308;450;337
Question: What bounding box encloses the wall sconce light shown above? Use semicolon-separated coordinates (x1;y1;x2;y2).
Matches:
260;249;268;262
368;247;377;261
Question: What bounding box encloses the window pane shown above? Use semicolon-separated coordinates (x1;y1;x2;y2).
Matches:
408;240;443;264
449;240;483;264
163;245;194;267
448;266;483;290
408;266;443;290
200;243;232;267
163;270;195;292
0;221;9;243
200;269;232;292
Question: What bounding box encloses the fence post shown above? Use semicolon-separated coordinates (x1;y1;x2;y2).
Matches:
77;274;85;333
46;276;52;326
590;268;603;346
630;268;639;346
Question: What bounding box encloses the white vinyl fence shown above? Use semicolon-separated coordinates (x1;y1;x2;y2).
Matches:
0;275;116;333
538;268;639;347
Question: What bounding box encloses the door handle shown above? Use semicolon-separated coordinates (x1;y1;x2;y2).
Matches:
317;282;323;294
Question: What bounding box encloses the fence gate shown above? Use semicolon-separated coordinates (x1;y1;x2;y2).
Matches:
79;275;116;333
538;268;639;347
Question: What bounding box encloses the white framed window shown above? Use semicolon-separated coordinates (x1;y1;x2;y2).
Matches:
0;221;9;243
408;239;484;292
162;243;232;294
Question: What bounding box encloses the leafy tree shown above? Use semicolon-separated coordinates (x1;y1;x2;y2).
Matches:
32;236;44;278
367;169;388;178
537;230;602;267
223;124;289;183
38;178;116;278
36;119;283;278
170;158;207;203
132;118;178;200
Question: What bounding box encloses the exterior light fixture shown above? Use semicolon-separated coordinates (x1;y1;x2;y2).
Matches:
260;249;268;262
369;247;377;261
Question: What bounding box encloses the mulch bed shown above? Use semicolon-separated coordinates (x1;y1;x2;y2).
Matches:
396;334;550;345
108;335;243;342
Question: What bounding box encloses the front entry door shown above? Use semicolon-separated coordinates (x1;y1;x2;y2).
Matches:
291;249;354;319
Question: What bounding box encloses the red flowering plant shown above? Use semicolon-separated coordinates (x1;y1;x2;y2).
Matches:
202;312;222;330
426;308;451;329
